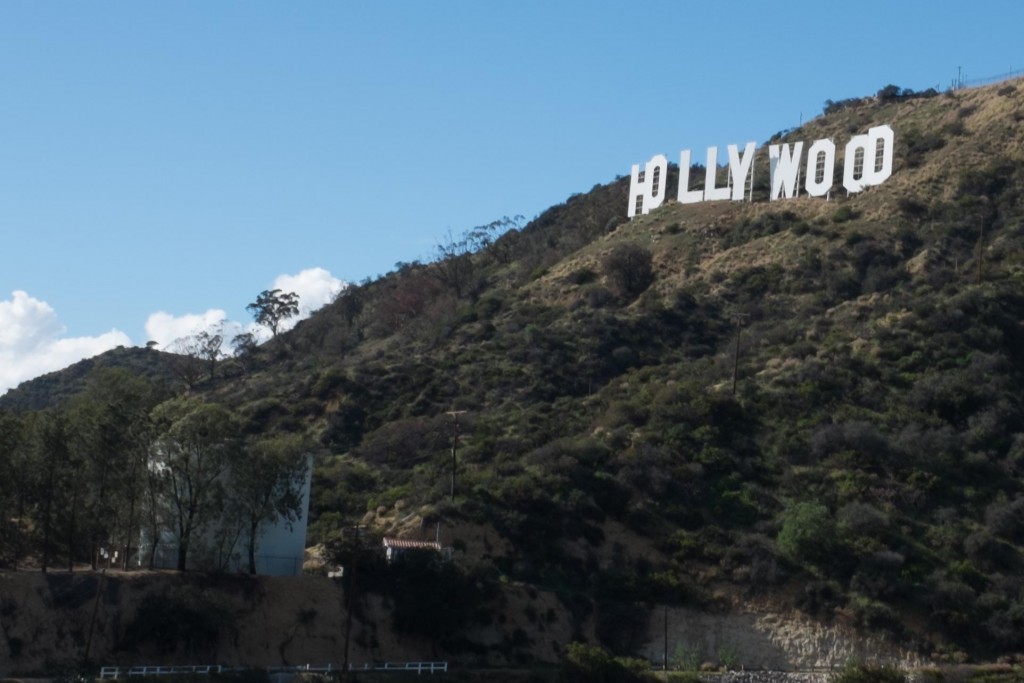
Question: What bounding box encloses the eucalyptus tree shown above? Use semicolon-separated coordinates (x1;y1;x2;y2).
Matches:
150;397;241;571
167;335;208;390
247;289;300;338
0;411;29;567
431;230;476;299
27;409;80;572
232;433;311;574
67;369;161;569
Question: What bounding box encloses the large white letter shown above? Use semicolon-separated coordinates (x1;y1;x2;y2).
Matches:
678;149;704;204
728;142;756;201
769;141;804;200
805;138;836;198
627;154;669;217
843;124;895;193
704;146;731;201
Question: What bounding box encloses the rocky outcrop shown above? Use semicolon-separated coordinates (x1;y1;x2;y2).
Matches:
638;608;922;671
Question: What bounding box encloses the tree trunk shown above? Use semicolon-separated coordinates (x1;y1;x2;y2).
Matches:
177;541;188;572
14;488;25;571
40;479;52;574
122;493;137;571
67;483;80;572
147;533;158;570
248;521;259;574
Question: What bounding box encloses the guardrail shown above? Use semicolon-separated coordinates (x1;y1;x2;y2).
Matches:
100;661;449;679
101;666;229;678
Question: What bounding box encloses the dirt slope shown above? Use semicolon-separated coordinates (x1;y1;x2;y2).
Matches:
0;569;917;676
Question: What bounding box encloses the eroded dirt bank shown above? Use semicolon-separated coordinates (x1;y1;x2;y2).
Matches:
0;570;916;676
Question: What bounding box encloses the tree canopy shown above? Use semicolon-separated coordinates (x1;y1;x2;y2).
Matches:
246;289;299;337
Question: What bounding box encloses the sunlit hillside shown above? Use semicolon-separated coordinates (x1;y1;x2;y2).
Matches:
4;79;1024;666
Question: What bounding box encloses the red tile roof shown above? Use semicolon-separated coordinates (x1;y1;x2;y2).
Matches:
382;538;442;551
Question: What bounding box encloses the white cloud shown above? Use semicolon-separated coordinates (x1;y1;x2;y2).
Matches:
271;267;346;332
0;291;132;396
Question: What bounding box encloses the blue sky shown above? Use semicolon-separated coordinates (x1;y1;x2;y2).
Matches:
1;1;1022;393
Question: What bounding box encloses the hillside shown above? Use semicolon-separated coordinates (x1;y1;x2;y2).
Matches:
0;345;176;412
4;79;1024;668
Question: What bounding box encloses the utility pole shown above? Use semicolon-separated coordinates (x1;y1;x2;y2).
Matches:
663;606;669;671
341;524;364;679
446;410;467;502
83;563;107;666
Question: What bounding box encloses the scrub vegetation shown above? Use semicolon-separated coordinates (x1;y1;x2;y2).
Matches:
4;79;1024;664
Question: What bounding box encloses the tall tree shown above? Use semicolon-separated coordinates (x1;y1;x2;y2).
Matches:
142;453;172;570
430;230;476;299
168;326;226;388
194;328;225;380
230;331;260;375
67;369;161;569
0;411;28;567
167;336;206;390
151;397;240;571
246;289;300;337
470;214;524;265
27;410;79;572
232;433;311;574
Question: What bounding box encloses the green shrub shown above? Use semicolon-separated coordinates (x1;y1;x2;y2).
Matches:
560;642;655;683
833;206;861;223
777;501;836;567
603;244;654;298
903;129;946;168
969;664;1024;683
717;641;740;669
668;674;704;683
833;662;907;683
568;267;598;285
671;643;702;671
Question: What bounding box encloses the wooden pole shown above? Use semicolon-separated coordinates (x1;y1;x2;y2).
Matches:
732;318;743;396
446;411;467;502
342;525;363;679
663;606;669;671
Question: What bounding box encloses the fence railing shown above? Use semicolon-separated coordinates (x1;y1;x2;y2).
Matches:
961;68;1024;89
348;662;448;674
101;666;228;678
100;662;449;679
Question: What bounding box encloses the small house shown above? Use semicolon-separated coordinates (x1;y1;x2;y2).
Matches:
382;537;453;564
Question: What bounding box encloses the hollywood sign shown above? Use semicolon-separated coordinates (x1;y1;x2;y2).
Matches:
627;124;895;218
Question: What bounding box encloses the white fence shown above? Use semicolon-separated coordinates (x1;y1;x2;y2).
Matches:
100;662;449;679
101;666;229;678
347;662;448;674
